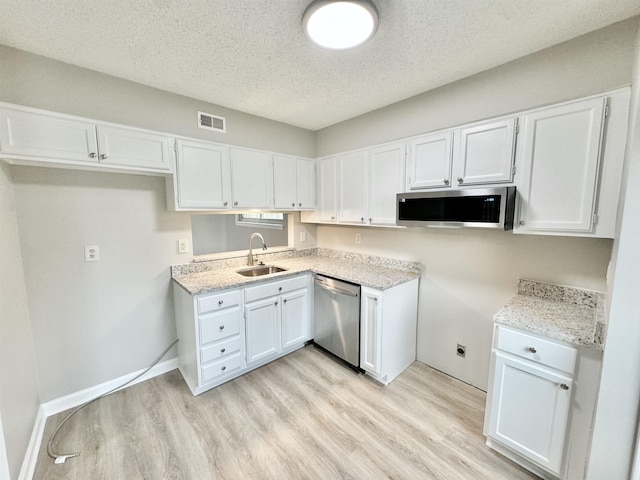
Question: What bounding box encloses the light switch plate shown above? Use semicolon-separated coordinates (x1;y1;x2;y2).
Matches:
299;231;307;242
355;233;362;244
178;239;189;254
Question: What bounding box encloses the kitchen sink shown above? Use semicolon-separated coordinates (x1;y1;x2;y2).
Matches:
236;265;287;277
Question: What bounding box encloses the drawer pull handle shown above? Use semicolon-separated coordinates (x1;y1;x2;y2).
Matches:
528;347;537;353
560;383;569;390
89;152;97;158
221;366;226;371
220;348;226;353
218;300;224;306
219;325;225;331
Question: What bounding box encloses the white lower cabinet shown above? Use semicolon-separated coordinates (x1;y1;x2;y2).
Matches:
484;325;602;480
359;278;419;385
173;273;312;396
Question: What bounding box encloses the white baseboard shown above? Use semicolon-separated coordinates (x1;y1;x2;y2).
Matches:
41;357;178;417
18;406;46;480
19;357;178;479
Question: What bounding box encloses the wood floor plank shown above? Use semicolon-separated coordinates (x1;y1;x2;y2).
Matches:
33;346;540;479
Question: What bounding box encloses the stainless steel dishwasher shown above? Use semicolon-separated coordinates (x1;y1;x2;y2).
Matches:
313;274;361;369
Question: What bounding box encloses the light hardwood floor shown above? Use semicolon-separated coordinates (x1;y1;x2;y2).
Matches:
34;346;539;479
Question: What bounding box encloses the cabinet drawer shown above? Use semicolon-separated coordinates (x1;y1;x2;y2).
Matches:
198;290;241;315
201;353;242;383
495;326;577;375
244;275;308;303
200;312;241;345
201;336;241;364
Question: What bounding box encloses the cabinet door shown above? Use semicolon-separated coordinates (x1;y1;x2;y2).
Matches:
453;118;516;186
96;125;172;171
0;107;98;163
317;157;338;222
296;158;316;210
516;98;606;233
230;147;273;209
175;139;231;209
338;150;368;224
360;288;382;375
406;131;453;190
487;351;572;476
245;297;281;366
273;155;297;209
369;141;405;226
281;288;310;349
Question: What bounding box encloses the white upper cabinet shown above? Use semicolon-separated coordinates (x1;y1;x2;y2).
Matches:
516;97;606;234
0;106;98;163
230;147;273;209
368;141;405;226
174;139;231;210
96;125;172;171
338;149;368;224
317;156;338;222
273;155;315;210
406;131;453;190
0;104;172;173
453;117;517;186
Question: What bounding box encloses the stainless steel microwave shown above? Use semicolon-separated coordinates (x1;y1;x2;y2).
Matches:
396;187;516;230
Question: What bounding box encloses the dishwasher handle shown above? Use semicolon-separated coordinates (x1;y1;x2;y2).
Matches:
314;279;359;297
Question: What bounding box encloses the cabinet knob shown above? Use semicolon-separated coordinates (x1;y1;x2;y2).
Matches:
278;287;282;292
233;201;238;206
560;383;569;390
221;348;226;353
283;299;287;303
457;177;464;184
274;301;278;306
299;203;302;207
219;325;225;331
528;347;537;353
221;365;227;371
519;220;525;226
218;300;224;306
331;216;336;220
443;178;450;185
89;152;97;158
100;154;108;160
361;217;365;222
292;203;296;207
223;201;228;207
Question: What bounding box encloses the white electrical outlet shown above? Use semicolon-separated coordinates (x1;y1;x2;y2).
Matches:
178;239;189;254
300;231;307;242
355;233;362;244
84;245;100;262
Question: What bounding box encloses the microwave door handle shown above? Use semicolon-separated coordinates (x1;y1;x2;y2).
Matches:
314;280;359;297
426;222;464;229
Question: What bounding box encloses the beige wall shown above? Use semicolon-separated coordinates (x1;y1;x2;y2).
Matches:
0;44;315;158
0;163;40;479
316;17;638;156
588;21;640;480
313;19;638;389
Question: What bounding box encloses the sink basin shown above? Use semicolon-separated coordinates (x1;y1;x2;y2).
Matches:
236;265;287;277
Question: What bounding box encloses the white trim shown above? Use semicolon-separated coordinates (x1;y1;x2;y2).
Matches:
18;406;46;480
18;358;178;479
0;411;11;480
42;357;178;417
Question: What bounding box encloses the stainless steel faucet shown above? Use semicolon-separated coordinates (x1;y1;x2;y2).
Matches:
248;233;267;266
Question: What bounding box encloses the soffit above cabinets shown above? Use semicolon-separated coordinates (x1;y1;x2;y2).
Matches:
0;1;638;130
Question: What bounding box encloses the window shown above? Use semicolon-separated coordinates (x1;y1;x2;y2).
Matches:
235;213;285;230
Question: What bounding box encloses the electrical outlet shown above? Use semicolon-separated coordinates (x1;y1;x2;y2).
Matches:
300;231;307;242
84;245;100;262
457;344;466;358
178;239;189;254
355;233;362;244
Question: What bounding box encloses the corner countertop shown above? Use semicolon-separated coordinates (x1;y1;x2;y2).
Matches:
171;248;421;296
494;279;606;350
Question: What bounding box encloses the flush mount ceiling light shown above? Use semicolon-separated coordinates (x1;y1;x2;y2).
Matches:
302;0;378;50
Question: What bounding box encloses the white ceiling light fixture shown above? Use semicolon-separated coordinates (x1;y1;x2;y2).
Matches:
303;0;379;50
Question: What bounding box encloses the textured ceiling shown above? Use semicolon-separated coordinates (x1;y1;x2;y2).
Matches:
0;1;639;130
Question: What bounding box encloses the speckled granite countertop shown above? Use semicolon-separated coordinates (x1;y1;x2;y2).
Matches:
494;279;606;350
172;248;421;295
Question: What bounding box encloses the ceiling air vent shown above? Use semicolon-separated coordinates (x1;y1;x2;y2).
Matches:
197;111;226;133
